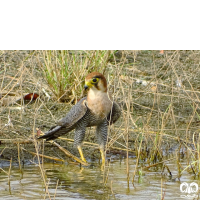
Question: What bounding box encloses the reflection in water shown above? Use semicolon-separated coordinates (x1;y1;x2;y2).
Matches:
0;158;200;200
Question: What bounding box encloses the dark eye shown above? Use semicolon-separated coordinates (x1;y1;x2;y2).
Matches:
93;78;97;83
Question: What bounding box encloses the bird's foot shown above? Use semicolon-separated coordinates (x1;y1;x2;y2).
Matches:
101;163;105;171
78;146;87;163
100;149;106;171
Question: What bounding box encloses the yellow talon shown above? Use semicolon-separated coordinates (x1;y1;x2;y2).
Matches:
78;146;87;163
100;149;105;167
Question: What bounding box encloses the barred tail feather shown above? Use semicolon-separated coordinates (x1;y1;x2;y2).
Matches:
38;125;74;141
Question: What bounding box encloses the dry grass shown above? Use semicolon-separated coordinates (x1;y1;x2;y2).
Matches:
1;50;200;196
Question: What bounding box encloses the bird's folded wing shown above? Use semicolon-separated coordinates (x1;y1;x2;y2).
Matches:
38;97;87;140
107;101;121;125
56;97;87;128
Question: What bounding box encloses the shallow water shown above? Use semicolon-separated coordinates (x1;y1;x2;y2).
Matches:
0;157;200;200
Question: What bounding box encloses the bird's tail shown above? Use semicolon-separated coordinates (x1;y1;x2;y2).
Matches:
38;125;67;141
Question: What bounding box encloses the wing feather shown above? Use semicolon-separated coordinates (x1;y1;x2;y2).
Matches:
57;97;87;128
38;97;87;140
107;101;121;125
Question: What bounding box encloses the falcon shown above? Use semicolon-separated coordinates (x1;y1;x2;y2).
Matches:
39;72;121;166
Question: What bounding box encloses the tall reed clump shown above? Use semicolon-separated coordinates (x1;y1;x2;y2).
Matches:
40;50;113;102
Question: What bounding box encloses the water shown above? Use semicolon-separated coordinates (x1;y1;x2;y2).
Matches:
0;157;199;200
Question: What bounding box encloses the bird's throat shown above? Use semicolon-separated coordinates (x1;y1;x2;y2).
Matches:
87;89;112;119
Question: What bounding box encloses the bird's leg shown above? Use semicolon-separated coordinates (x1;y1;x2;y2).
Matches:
77;146;87;163
96;119;108;170
75;125;87;163
100;148;106;171
100;148;105;165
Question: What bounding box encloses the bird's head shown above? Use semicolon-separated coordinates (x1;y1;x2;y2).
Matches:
84;72;107;92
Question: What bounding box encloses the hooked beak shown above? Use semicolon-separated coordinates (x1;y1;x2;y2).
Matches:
84;81;93;90
84;85;88;90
